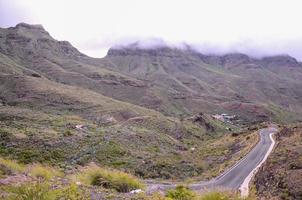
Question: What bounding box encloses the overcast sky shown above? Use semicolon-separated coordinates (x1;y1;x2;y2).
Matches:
1;0;302;59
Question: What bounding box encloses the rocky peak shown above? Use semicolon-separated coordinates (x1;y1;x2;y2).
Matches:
107;42;302;69
8;23;52;39
196;53;253;67
14;23;46;31
260;55;300;67
222;53;252;65
107;43;188;58
0;23;86;59
193;52;301;68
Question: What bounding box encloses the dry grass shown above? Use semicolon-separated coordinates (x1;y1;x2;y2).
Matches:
73;163;145;192
27;164;63;180
134;188;251;200
0;157;25;176
1;181;89;200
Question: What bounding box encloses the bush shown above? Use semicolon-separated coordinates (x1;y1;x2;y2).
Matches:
0;157;25;176
75;164;144;192
132;192;173;200
28;164;63;180
16;149;41;164
58;183;89;200
3;181;88;200
3;181;59;200
63;130;73;137
166;190;241;200
0;129;10;140
198;192;233;200
166;185;196;200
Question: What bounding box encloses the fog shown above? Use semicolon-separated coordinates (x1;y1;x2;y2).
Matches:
1;0;302;60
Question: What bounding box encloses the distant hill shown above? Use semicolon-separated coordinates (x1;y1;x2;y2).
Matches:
2;23;302;124
101;45;302;123
1;22;302;179
1;23;246;180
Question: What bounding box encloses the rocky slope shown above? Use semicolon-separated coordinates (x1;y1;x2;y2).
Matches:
0;23;302;182
255;125;302;200
102;46;302;123
0;23;251;181
2;23;302;124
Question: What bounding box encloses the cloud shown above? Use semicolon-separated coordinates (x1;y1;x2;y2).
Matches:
2;0;302;60
189;38;302;59
0;0;33;27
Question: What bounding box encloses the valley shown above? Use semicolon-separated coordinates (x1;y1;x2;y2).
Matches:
0;23;301;199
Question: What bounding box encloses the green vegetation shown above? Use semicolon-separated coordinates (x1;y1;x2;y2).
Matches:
3;181;59;200
165;186;240;200
166;185;196;200
0;157;25;176
0;103;252;181
266;103;301;124
198;192;233;200
2;23;302;199
132;186;245;200
0;157;144;199
28;164;63;180
74;164;145;192
0;157;88;199
1;181;88;200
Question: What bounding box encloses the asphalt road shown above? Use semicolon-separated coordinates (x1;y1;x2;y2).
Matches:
147;127;277;193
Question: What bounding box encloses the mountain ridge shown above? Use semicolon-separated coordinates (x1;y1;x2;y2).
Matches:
1;23;302;123
5;23;302;64
107;45;301;68
1;23;302;198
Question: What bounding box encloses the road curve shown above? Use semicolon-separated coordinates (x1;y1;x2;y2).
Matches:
147;127;277;194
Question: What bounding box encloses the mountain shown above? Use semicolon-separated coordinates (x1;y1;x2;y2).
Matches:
1;23;248;180
2;23;302;125
0;23;302;180
101;46;302;123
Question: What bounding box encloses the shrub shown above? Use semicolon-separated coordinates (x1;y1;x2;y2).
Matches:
0;157;25;176
0;129;10;140
16;149;41;164
166;185;196;200
231;132;239;137
63;130;73;137
28;164;63;180
31;73;41;78
3;181;88;200
132;192;173;200
198;192;232;200
3;181;59;200
75;164;144;192
58;183;89;200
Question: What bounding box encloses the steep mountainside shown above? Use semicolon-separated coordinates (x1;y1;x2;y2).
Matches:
1;23;302;124
1;23;251;180
101;46;302;123
1;23;302;180
255;124;302;200
1;23;302;199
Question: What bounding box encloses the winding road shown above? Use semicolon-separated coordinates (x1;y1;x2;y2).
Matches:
147;127;277;196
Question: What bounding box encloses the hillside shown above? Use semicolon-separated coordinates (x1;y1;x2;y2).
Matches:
255;124;302;199
0;22;301;182
1;23;255;181
101;46;302;123
1;22;301;199
2;23;302;124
